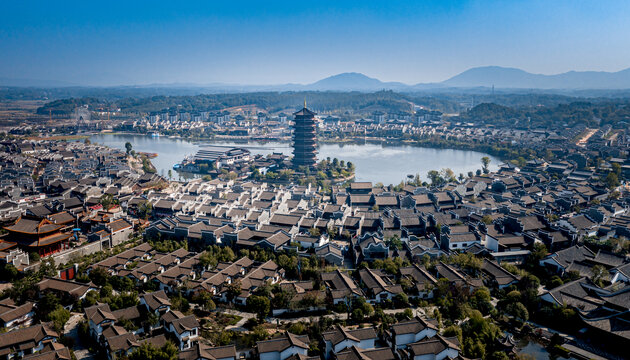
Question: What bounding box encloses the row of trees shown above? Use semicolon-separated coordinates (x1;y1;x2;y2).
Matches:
424;156;490;186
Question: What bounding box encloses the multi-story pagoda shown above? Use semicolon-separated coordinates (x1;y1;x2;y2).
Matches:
292;102;318;168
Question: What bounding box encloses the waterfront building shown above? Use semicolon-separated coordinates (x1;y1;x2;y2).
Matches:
181;146;251;171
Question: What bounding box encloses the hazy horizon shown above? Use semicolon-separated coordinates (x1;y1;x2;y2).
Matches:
2;0;630;86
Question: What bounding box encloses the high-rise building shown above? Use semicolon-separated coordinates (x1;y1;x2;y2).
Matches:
292;104;318;168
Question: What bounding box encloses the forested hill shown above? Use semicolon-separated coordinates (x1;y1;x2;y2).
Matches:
456;101;630;128
32;90;630;125
36;91;460;115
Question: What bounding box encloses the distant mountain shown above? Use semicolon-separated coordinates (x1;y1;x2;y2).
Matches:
442;66;630;89
302;67;630;91
0;77;77;87
306;72;407;91
5;66;630;91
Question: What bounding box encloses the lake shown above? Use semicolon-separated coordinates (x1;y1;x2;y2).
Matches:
90;134;501;185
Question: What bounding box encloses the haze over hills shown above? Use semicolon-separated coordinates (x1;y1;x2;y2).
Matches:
312;67;630;91
441;66;630;89
3;66;630;91
0;77;79;88
307;72;408;91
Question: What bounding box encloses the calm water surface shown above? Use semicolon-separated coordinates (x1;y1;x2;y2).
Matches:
90;134;500;185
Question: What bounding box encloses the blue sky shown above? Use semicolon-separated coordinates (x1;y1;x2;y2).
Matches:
1;0;629;86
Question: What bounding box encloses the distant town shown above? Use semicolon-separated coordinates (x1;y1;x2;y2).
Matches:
0;93;628;360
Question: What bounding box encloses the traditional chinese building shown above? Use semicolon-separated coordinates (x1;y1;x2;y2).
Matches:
292;104;318;168
3;216;72;257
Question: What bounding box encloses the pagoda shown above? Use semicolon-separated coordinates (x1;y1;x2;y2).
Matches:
292;102;318;168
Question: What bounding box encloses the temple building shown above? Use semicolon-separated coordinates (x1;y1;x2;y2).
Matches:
292;104;318;168
2;216;72;257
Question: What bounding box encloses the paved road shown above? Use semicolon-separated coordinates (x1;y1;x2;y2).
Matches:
218;306;427;329
222;309;256;332
64;313;94;360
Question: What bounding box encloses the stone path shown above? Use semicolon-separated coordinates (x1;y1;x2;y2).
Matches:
64;313;94;360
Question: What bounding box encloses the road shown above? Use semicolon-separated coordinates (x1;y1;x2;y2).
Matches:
222;309;256;331
64;313;94;360
575;128;597;147
219;306;428;330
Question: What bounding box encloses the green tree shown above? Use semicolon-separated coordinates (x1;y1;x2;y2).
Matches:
48;306;71;334
549;276;564;289
99;193;116;209
385;235;403;250
488;352;510;360
247;295;271;322
393;293;409;308
137;200;153;220
461;310;500;358
443;325;462;344
481;156;491;174
199;252;218;269
471;287;493;314
427;170;444;186
169;294;190;312
288;322;307;335
125;142;133;155
351;308;364;322
308;228;321;237
526;243;547;270
591;265;607;287
506;302;529;321
38;292;60;318
350;297;373;321
440;168;456;182
129;341;178;360
519;274;541;292
0;263;18;281
192;291;216;311
605;172;620;189
89;267;110;286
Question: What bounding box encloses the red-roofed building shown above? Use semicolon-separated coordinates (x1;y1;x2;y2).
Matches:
3;216;72;257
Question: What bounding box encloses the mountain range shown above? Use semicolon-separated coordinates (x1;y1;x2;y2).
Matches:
310;67;630;91
441;66;630;89
3;66;630;91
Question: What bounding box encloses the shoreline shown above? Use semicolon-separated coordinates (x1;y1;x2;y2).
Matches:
90;131;512;162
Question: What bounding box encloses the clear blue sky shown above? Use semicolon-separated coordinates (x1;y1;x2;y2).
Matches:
2;0;629;86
